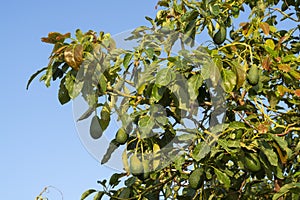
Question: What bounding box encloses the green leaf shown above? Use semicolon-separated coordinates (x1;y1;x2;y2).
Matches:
164;32;179;55
138;115;155;138
93;191;104;200
80;189;96;200
125;177;136;187
221;69;237;92
109;173;123;188
187;74;203;100
75;29;84;41
145;48;154;59
272;183;300;200
209;4;220;16
151;84;165;102
100;103;110;131
97;180;107;187
229;121;246;129
123;53;133;70
77;106;97;121
101;139;120;164
183;19;196;47
177;133;197;141
170;80;190;110
213;167;231;189
269;133;292;159
192;142;211;161
98;74;107;93
39;64;53;87
26;67;47;90
174;155;185;172
65;71;80;99
217;139;232;153
145;16;155;26
259;141;278;166
156;68;176;87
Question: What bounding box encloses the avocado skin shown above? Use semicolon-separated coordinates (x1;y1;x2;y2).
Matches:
189;168;204;189
130;155;144;176
247;65;259;85
213;26;226;45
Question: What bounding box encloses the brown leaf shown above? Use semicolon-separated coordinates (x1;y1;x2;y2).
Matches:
262;56;271;71
257;124;268;134
64;44;83;70
41;32;70;44
74;44;83;64
295;89;300;97
275;57;281;62
259;22;270;35
273;142;287;165
234;62;246;88
278;64;291;72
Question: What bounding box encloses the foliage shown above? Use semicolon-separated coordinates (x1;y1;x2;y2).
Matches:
29;0;300;199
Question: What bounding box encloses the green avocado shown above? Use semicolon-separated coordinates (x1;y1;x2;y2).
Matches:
130;155;144;176
247;65;259;85
213;26;226;45
189;168;204;189
115;128;128;144
142;160;150;180
90;115;103;139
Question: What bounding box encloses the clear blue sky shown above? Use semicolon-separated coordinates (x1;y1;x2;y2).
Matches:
0;1;157;199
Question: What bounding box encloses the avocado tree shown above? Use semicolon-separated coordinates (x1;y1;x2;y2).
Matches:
30;0;300;199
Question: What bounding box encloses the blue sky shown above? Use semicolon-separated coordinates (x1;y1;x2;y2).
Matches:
0;1;157;199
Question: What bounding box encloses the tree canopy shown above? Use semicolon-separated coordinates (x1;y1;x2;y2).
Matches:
30;0;300;199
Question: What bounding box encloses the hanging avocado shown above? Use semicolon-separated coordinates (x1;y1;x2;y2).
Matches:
213;25;227;45
115;128;128;144
247;65;259;85
130;155;144;176
189;168;204;189
90;115;103;139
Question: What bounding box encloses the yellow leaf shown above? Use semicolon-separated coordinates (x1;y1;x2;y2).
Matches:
153;144;160;170
265;39;275;50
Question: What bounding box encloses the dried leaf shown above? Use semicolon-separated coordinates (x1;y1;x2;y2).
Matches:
259;22;270;35
262;56;271;71
294;89;300;97
64;44;83;70
278;64;291;72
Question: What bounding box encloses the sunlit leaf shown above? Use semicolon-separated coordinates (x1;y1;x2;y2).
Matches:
192;142;210;161
156;68;176;87
213;167;231;189
80;189;96;200
221;69;237;92
93;191;104;200
259;22;270;35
